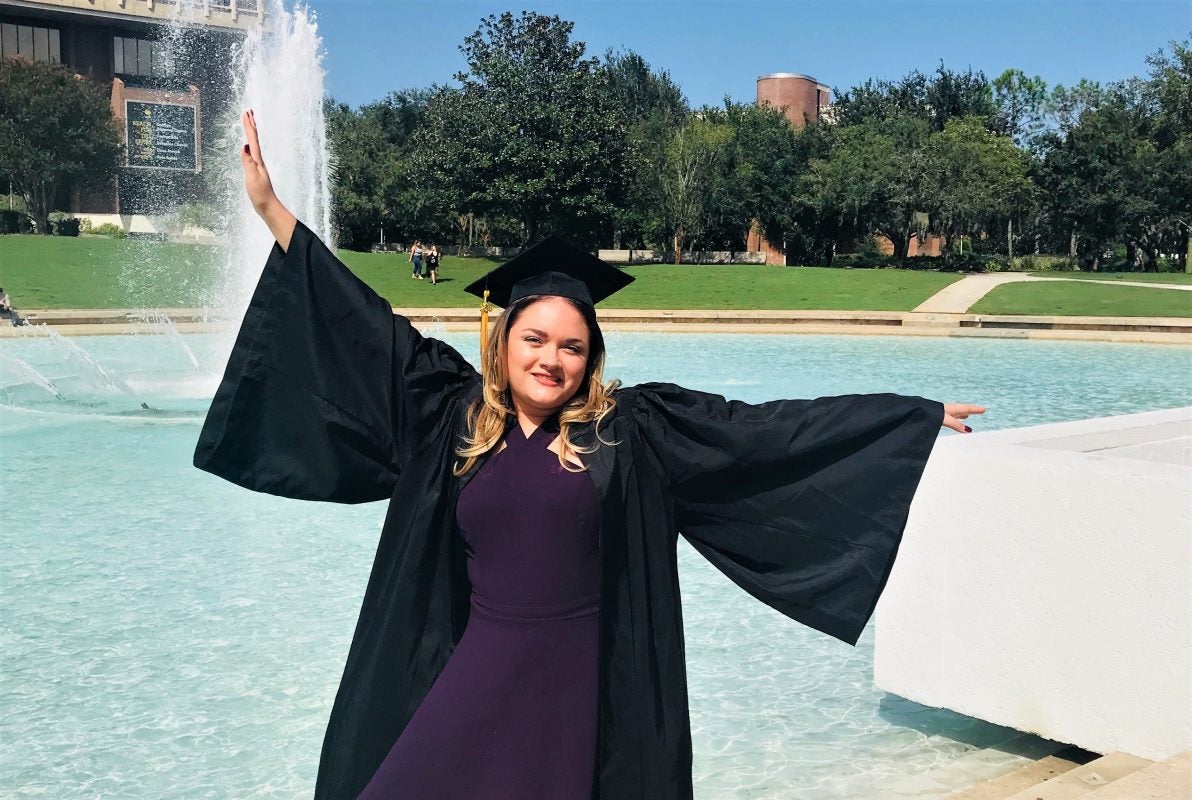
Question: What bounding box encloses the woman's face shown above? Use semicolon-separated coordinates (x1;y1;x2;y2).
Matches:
505;297;591;418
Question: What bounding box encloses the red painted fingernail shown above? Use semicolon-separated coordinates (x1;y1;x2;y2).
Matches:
964;426;972;433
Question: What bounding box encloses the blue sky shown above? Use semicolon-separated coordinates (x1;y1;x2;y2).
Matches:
306;1;1190;109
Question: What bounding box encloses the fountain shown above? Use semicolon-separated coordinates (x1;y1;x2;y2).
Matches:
42;327;138;398
213;0;333;320
2;4;1190;798
0;352;64;401
138;311;203;373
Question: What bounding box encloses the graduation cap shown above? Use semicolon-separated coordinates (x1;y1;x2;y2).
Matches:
464;236;634;309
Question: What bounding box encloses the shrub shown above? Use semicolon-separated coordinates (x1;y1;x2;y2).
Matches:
831;252;897;268
0;209;33;234
53;218;81;236
940;251;1008;272
48;212;80;236
172;202;221;233
857;236;886;260
902;255;944;271
1028;254;1077;272
92;222;126;238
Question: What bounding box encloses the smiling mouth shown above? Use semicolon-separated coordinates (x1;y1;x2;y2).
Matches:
532;372;562;386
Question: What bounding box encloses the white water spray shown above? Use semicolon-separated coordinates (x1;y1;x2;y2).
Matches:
43;329;139;398
219;1;332;318
0;353;65;400
139;312;204;372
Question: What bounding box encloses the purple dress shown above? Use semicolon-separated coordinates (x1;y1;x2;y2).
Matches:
359;421;601;799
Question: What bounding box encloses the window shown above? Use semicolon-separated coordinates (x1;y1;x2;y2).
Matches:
0;23;61;64
113;35;168;77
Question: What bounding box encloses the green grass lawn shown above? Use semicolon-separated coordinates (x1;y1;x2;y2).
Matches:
972;281;1192;317
0;234;221;308
1;234;962;311
357;259;961;311
1028;271;1192;285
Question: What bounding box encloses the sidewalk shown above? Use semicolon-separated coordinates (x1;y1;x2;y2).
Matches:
913;273;1192;314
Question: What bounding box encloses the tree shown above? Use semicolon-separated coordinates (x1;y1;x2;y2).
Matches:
0;59;122;234
924;63;998;132
832;64;997;132
785;122;840;265
326;100;396;250
600;50;688;250
1044;79;1107;132
831;72;930;128
659;116;732;261
926;116;1035;255
1143;39;1192;270
993;68;1048;147
601;50;686;124
810;115;933;260
327;88;466;250
362;88;435;151
411;12;629;245
719;101;804;251
1034;40;1191;271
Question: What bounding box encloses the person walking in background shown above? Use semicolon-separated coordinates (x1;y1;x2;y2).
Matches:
410;241;424;279
0;288;26;326
427;245;440;285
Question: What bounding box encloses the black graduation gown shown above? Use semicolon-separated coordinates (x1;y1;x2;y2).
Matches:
194;222;944;799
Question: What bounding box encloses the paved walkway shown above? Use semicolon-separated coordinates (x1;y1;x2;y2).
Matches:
912;274;1037;313
913;273;1192;314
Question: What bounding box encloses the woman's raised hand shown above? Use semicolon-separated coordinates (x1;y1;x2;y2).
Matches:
240;110;276;215
239;109;297;251
942;403;986;433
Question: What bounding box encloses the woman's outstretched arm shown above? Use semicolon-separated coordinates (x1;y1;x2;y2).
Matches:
240;108;297;251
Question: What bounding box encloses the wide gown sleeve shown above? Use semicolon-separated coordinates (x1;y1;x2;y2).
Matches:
193;221;479;503
629;382;942;645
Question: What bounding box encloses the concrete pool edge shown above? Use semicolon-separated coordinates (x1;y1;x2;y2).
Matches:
3;307;1192;345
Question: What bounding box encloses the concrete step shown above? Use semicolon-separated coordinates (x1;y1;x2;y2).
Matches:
876;733;1071;799
946;752;1085;799
1083;749;1192;799
1002;752;1155;800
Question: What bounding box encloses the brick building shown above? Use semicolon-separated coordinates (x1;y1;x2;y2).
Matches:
0;0;259;217
756;72;831;130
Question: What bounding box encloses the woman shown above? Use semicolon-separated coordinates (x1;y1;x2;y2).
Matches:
409;240;423;279
197;111;983;799
426;244;440;285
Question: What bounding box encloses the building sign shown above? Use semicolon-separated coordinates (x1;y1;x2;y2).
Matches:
125;100;198;171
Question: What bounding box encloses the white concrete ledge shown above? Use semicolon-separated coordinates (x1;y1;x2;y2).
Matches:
4;308;1192;344
876;407;1192;760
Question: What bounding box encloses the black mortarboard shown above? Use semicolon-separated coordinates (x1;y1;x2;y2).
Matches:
463;236;634;308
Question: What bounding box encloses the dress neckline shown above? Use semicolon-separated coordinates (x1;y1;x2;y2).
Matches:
512;417;559;443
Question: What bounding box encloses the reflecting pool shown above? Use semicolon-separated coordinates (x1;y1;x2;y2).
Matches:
2;331;1189;798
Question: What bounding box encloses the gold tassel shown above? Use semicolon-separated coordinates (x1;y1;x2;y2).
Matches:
479;289;491;353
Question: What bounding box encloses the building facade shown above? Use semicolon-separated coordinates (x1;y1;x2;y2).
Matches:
0;0;259;216
756;72;831;130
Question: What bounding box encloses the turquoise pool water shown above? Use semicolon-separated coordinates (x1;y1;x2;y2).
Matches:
2;331;1189;798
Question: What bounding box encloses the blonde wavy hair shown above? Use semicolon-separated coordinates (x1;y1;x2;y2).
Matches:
454;295;619;476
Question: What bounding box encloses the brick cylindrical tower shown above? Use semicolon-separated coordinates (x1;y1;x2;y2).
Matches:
756;73;830;130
